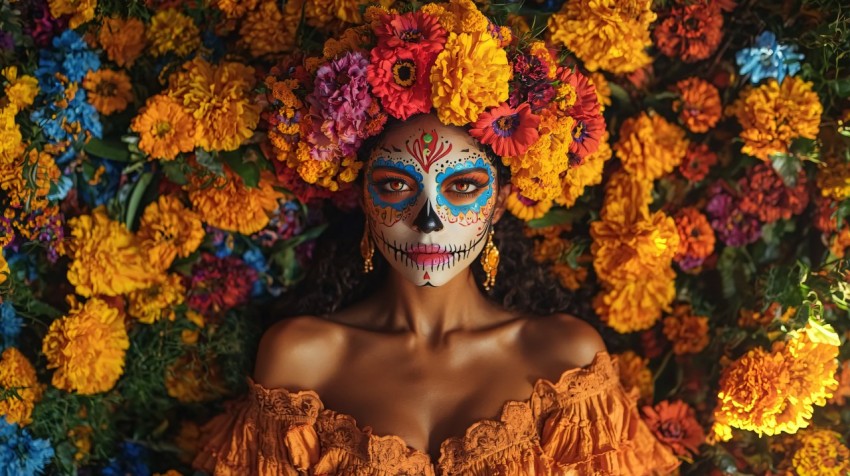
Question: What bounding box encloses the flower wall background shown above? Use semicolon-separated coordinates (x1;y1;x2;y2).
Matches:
0;0;849;474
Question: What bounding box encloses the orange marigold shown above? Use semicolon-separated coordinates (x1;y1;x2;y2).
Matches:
594;270;677;334
791;429;850;476
64;206;159;297
0;347;43;426
552;262;588;291
679;142;718;182
673;77;722;133
166;58;259;152
186;166;284;235
662;303;710;355
674;207;715;269
42;297;130;395
642;400;705;458
131;95;196;161
503;110;574;202
238;0;297;57
654;0;724;63
615;112;690;182
83;69;133;116
137;195;205;271
213;0;259;18
728;76;823;161
165;352;226;403
548;0;656;74
616;350;654;403
817;158;850;201
829;360;850;406
48;0;95;29
591;209;680;283
98;17;146;67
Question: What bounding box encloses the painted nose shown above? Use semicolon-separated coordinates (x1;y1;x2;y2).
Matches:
412;201;443;233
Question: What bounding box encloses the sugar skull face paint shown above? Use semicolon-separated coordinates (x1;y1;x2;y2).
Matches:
364;113;498;286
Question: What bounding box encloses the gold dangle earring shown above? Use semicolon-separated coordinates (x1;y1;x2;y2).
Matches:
480;228;499;291
360;226;374;273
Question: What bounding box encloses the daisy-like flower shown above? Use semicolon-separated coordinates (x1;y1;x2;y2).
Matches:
373;11;448;58
736;31;804;84
82;69;133;116
42;297;130;395
469;103;541;157
131;95;196;160
558;131;612;208
367;46;432;120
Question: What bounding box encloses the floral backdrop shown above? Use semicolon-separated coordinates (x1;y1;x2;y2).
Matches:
0;0;849;474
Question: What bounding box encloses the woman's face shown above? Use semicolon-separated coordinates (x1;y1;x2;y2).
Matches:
364;114;499;287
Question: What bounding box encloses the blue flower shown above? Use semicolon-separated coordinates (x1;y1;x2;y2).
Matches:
51;30;100;83
0;418;54;476
101;442;150;476
243;248;270;297
735;31;804;84
30;89;102;165
0;302;22;351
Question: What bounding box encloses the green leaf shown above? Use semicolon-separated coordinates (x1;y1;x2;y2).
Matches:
527;206;586;228
83;137;132;162
125;171;154;230
769;152;802;187
161;160;189;185
221;149;261;188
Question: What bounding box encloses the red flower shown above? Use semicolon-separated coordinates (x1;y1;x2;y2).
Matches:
185;253;257;319
569;114;605;162
469;103;541;157
373;11;447;59
654;0;724;63
738;162;809;223
642;400;705;458
679;143;718;182
556;66;600;121
367;46;431;120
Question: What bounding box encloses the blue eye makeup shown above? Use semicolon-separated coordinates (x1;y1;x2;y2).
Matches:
367;158;424;211
435;158;495;216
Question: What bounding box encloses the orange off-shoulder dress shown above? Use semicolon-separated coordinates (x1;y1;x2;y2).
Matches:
192;351;680;475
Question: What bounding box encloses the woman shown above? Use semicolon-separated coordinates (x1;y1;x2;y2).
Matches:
193;2;680;474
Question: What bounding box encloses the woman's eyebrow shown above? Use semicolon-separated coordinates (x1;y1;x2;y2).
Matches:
442;167;489;180
370;164;417;179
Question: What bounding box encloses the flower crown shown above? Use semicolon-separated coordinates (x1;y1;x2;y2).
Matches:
262;0;605;220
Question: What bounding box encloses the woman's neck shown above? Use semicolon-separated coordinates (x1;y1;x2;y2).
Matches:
374;268;502;343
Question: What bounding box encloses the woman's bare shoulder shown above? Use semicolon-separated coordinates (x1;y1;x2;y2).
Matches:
253;315;349;391
520;313;607;376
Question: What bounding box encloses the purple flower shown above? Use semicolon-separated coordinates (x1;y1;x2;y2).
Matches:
705;184;762;247
306;51;373;160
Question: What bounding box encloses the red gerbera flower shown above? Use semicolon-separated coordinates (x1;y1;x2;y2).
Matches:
556;66;601;121
469;103;541;157
373;11;447;59
569;113;605;161
367;46;431;120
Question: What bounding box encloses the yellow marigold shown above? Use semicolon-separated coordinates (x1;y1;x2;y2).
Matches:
0;348;43;426
817;158;850;201
505;191;553;221
165;352;226;403
728;76;823;161
547;0;656;74
662;303;710;355
0;148;61;211
552;262;588;291
0;104;23;164
68;425;93;462
166;58;259;152
591;209;679;284
615;111;690;182
137;195;205;271
128;273;186;324
82;69;133;116
673;77;722;133
616;350;654;403
2;66;39;111
214;0;259;18
131;95;196;161
558;130;612;207
594;270;676;333
98;17;146;68
148;9;201;57
792;429;850;476
64;206;159;297
430;31;510;126
238;0;296;57
503;111;574;202
711;323;839;442
186;166;284;235
42;297;130;395
48;0;95;29
589;72;611;112
0;252;8;285
421;0;490;34
288;138;363;191
303;0;390;26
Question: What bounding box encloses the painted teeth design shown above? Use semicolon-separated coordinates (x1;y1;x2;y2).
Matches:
369;226;489;272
